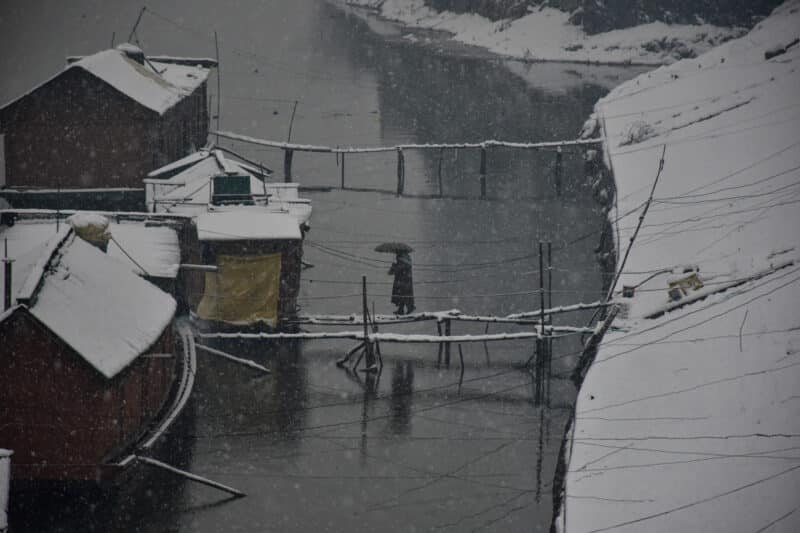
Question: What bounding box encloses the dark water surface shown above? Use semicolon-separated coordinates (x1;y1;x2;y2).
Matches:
1;1;643;530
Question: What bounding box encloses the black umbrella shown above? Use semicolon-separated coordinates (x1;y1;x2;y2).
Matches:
374;242;414;253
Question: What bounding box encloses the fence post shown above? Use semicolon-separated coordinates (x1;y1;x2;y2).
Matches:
362;276;376;371
396;148;405;196
479;145;487;199
546;241;553;406
444;318;452;367
554;146;563;196
437;148;444;197
341;152;346;190
284;149;294;183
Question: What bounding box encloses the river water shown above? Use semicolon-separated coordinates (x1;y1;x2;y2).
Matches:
1;1;643;530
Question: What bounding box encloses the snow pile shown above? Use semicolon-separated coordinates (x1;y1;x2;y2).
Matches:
348;0;742;65
67;212;111;247
561;1;800;531
31;234;176;379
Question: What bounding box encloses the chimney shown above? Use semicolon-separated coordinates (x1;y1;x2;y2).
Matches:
116;42;146;65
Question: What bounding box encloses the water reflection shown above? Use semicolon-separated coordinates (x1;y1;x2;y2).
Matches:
389;361;415;435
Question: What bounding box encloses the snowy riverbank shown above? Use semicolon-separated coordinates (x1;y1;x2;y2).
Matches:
558;1;800;531
345;0;744;65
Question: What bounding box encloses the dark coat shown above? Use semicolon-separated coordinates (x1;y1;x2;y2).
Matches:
389;253;414;306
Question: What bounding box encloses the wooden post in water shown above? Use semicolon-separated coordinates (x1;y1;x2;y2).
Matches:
340;152;346;189
284;149;294;183
437;148;444;197
539;242;546;336
479;145;487;199
546;241;553;406
444;318;452;367
534;241;547;406
554;146;563;196
362;276;376;371
396;148;405;196
436;321;444;367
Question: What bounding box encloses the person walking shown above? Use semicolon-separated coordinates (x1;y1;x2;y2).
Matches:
389;251;415;315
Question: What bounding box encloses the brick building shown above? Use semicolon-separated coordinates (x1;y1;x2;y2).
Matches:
0;43;215;189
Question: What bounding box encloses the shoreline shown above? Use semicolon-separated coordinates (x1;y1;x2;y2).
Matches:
338;0;744;67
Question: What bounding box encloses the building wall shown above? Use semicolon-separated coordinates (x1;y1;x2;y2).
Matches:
0;69;155;189
0;309;176;481
0;68;209;190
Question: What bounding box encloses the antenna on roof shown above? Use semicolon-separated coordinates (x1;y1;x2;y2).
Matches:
128;6;146;43
286;100;299;143
214;30;221;145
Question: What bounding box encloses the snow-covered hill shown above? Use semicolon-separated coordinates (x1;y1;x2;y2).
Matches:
346;0;745;65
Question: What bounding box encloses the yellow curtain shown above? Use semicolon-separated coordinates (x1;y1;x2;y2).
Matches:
197;253;282;326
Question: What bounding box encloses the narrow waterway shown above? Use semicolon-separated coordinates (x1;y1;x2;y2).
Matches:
1;1;644;530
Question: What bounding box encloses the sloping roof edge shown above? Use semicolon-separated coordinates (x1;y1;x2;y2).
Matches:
1;48;210;116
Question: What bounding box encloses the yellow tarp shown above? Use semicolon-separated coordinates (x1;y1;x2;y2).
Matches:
197;253;282;326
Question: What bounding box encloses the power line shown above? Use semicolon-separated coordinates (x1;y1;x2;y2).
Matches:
587;462;800;533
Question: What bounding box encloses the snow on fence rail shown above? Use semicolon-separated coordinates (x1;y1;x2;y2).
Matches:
212;130;605;153
195;330;550;342
290;303;606;329
212;130;604;196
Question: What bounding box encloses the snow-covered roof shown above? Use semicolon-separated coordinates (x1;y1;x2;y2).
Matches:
146;149;212;178
563;2;800;531
0;216;182;285
27;233;176;379
0;221;69;305
108;222;181;279
146;150;312;224
196;210;302;241
0;44;211;115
